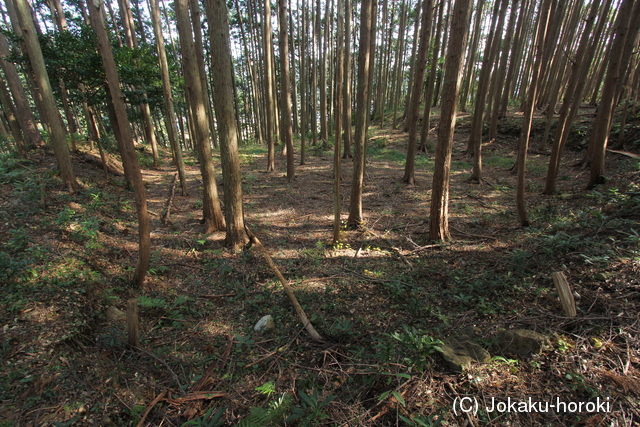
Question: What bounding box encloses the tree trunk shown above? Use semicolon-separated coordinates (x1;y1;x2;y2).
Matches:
499;0;531;116
332;0;345;245
488;0;519;143
264;0;277;171
87;0;149;287
391;1;408;130
0;74;24;154
542;0;609;194
419;0;445;153
277;0;295;181
401;0;422;126
587;0;640;188
347;0;374;228
469;0;509;182
299;0;307;164
206;0;249;250
150;0;188;195
234;0;264;146
175;0;225;232
319;0;329;142
402;0;433;185
516;0;552;226
0;31;42;154
429;0;473;241
460;0;485;112
12;0;77;192
342;0;353;158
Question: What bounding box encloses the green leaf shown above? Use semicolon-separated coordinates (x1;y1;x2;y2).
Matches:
391;391;406;407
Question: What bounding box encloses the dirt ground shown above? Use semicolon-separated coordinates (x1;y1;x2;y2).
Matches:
1;108;639;426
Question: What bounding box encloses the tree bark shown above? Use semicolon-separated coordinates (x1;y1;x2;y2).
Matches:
87;0;150;287
488;0;519;142
429;0;473;241
516;0;552;226
263;0;277;171
341;0;353;158
419;0;445;153
401;0;433;185
0;74;24;154
460;0;485;112
543;0;609;194
587;0;640;188
175;0;225;232
347;0;374;228
333;0;345;244
150;0;188;195
469;0;509;182
12;0;77;191
277;0;295;181
0;30;42;154
206;0;249;250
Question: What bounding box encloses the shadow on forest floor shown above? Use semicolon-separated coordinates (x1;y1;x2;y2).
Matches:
1;109;639;426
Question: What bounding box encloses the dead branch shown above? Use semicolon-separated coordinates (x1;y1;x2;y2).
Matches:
136;390;167;427
162;173;178;226
245;226;323;341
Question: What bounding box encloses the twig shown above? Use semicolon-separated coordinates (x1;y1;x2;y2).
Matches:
162;173;178;225
198;293;237;299
450;226;497;240
133;346;183;391
136;390;167;427
245;226;323;341
245;349;280;368
192;334;234;392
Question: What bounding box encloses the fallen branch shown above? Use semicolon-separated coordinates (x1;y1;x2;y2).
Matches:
162;173;178;226
192;334;234;392
164;391;226;405
245;226;322;341
607;149;640;159
133;346;182;391
450;226;497;240
136;390;167;427
198;293;237;299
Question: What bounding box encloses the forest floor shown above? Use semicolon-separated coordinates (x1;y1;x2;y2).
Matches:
1;107;640;426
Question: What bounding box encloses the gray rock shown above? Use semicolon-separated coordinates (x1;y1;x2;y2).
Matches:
440;336;491;372
497;329;548;356
254;315;275;333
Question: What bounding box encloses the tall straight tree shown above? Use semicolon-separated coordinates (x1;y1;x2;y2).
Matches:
333;0;345;244
401;0;433;185
175;0;225;232
277;0;295;181
459;0;485;112
516;0;552;226
206;0;249;250
0;75;24;153
429;0;473;242
468;0;509;182
12;0;78;192
419;0;445;152
149;0;188;195
299;0;307;164
87;0;150;287
341;0;353;158
0;31;41;155
263;0;277;171
587;0;640;188
118;0;160;167
347;0;375;228
544;0;609;194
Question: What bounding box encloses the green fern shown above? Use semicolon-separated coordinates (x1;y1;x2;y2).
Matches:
237;393;292;427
